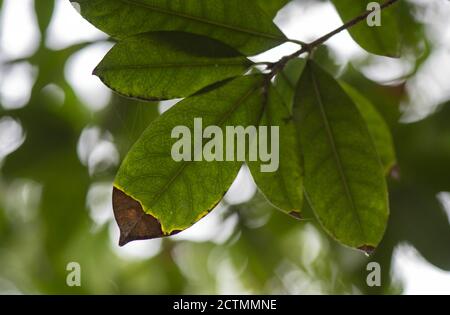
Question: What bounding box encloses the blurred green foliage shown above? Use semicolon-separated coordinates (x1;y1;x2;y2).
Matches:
0;0;449;294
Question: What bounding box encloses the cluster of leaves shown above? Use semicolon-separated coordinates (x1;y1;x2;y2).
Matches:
70;0;408;252
1;0;449;295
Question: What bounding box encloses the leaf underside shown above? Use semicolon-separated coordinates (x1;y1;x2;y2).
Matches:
73;0;394;250
331;0;401;57
294;60;389;250
341;82;397;174
71;0;286;55
248;85;304;218
114;75;266;242
94;31;253;101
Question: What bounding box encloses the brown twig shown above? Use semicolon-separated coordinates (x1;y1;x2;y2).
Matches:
268;0;400;77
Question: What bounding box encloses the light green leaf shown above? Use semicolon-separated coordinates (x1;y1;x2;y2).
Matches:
341;82;396;174
94;32;253;101
331;0;401;57
293;61;389;250
248;85;303;218
114;75;265;245
71;0;286;55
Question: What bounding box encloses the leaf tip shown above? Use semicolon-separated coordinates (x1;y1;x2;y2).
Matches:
92;66;100;77
113;186;167;246
358;245;376;256
118;233;131;247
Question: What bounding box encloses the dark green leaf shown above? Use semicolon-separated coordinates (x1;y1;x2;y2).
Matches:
114;75;266;245
255;0;289;18
395;102;450;192
71;0;286;55
390;186;450;271
94;32;253;101
293;61;389;250
248;85;303;218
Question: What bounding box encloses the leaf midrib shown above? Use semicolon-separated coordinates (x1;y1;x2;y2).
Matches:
119;0;285;41
309;68;366;240
95;60;250;72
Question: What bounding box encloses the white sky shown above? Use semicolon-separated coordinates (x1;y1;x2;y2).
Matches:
0;0;450;294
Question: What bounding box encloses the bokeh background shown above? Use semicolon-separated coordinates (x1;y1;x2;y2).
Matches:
1;0;450;294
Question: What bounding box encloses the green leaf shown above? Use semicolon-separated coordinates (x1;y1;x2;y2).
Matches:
273;49;337;109
248;85;303;218
341;65;403;128
71;0;286;55
293;61;389;250
113;75;265;245
254;0;289;18
341;82;396;174
274;58;306;111
331;0;401;57
94;31;253;101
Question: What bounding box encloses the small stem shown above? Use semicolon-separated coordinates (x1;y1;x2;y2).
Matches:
268;0;400;76
287;38;308;47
